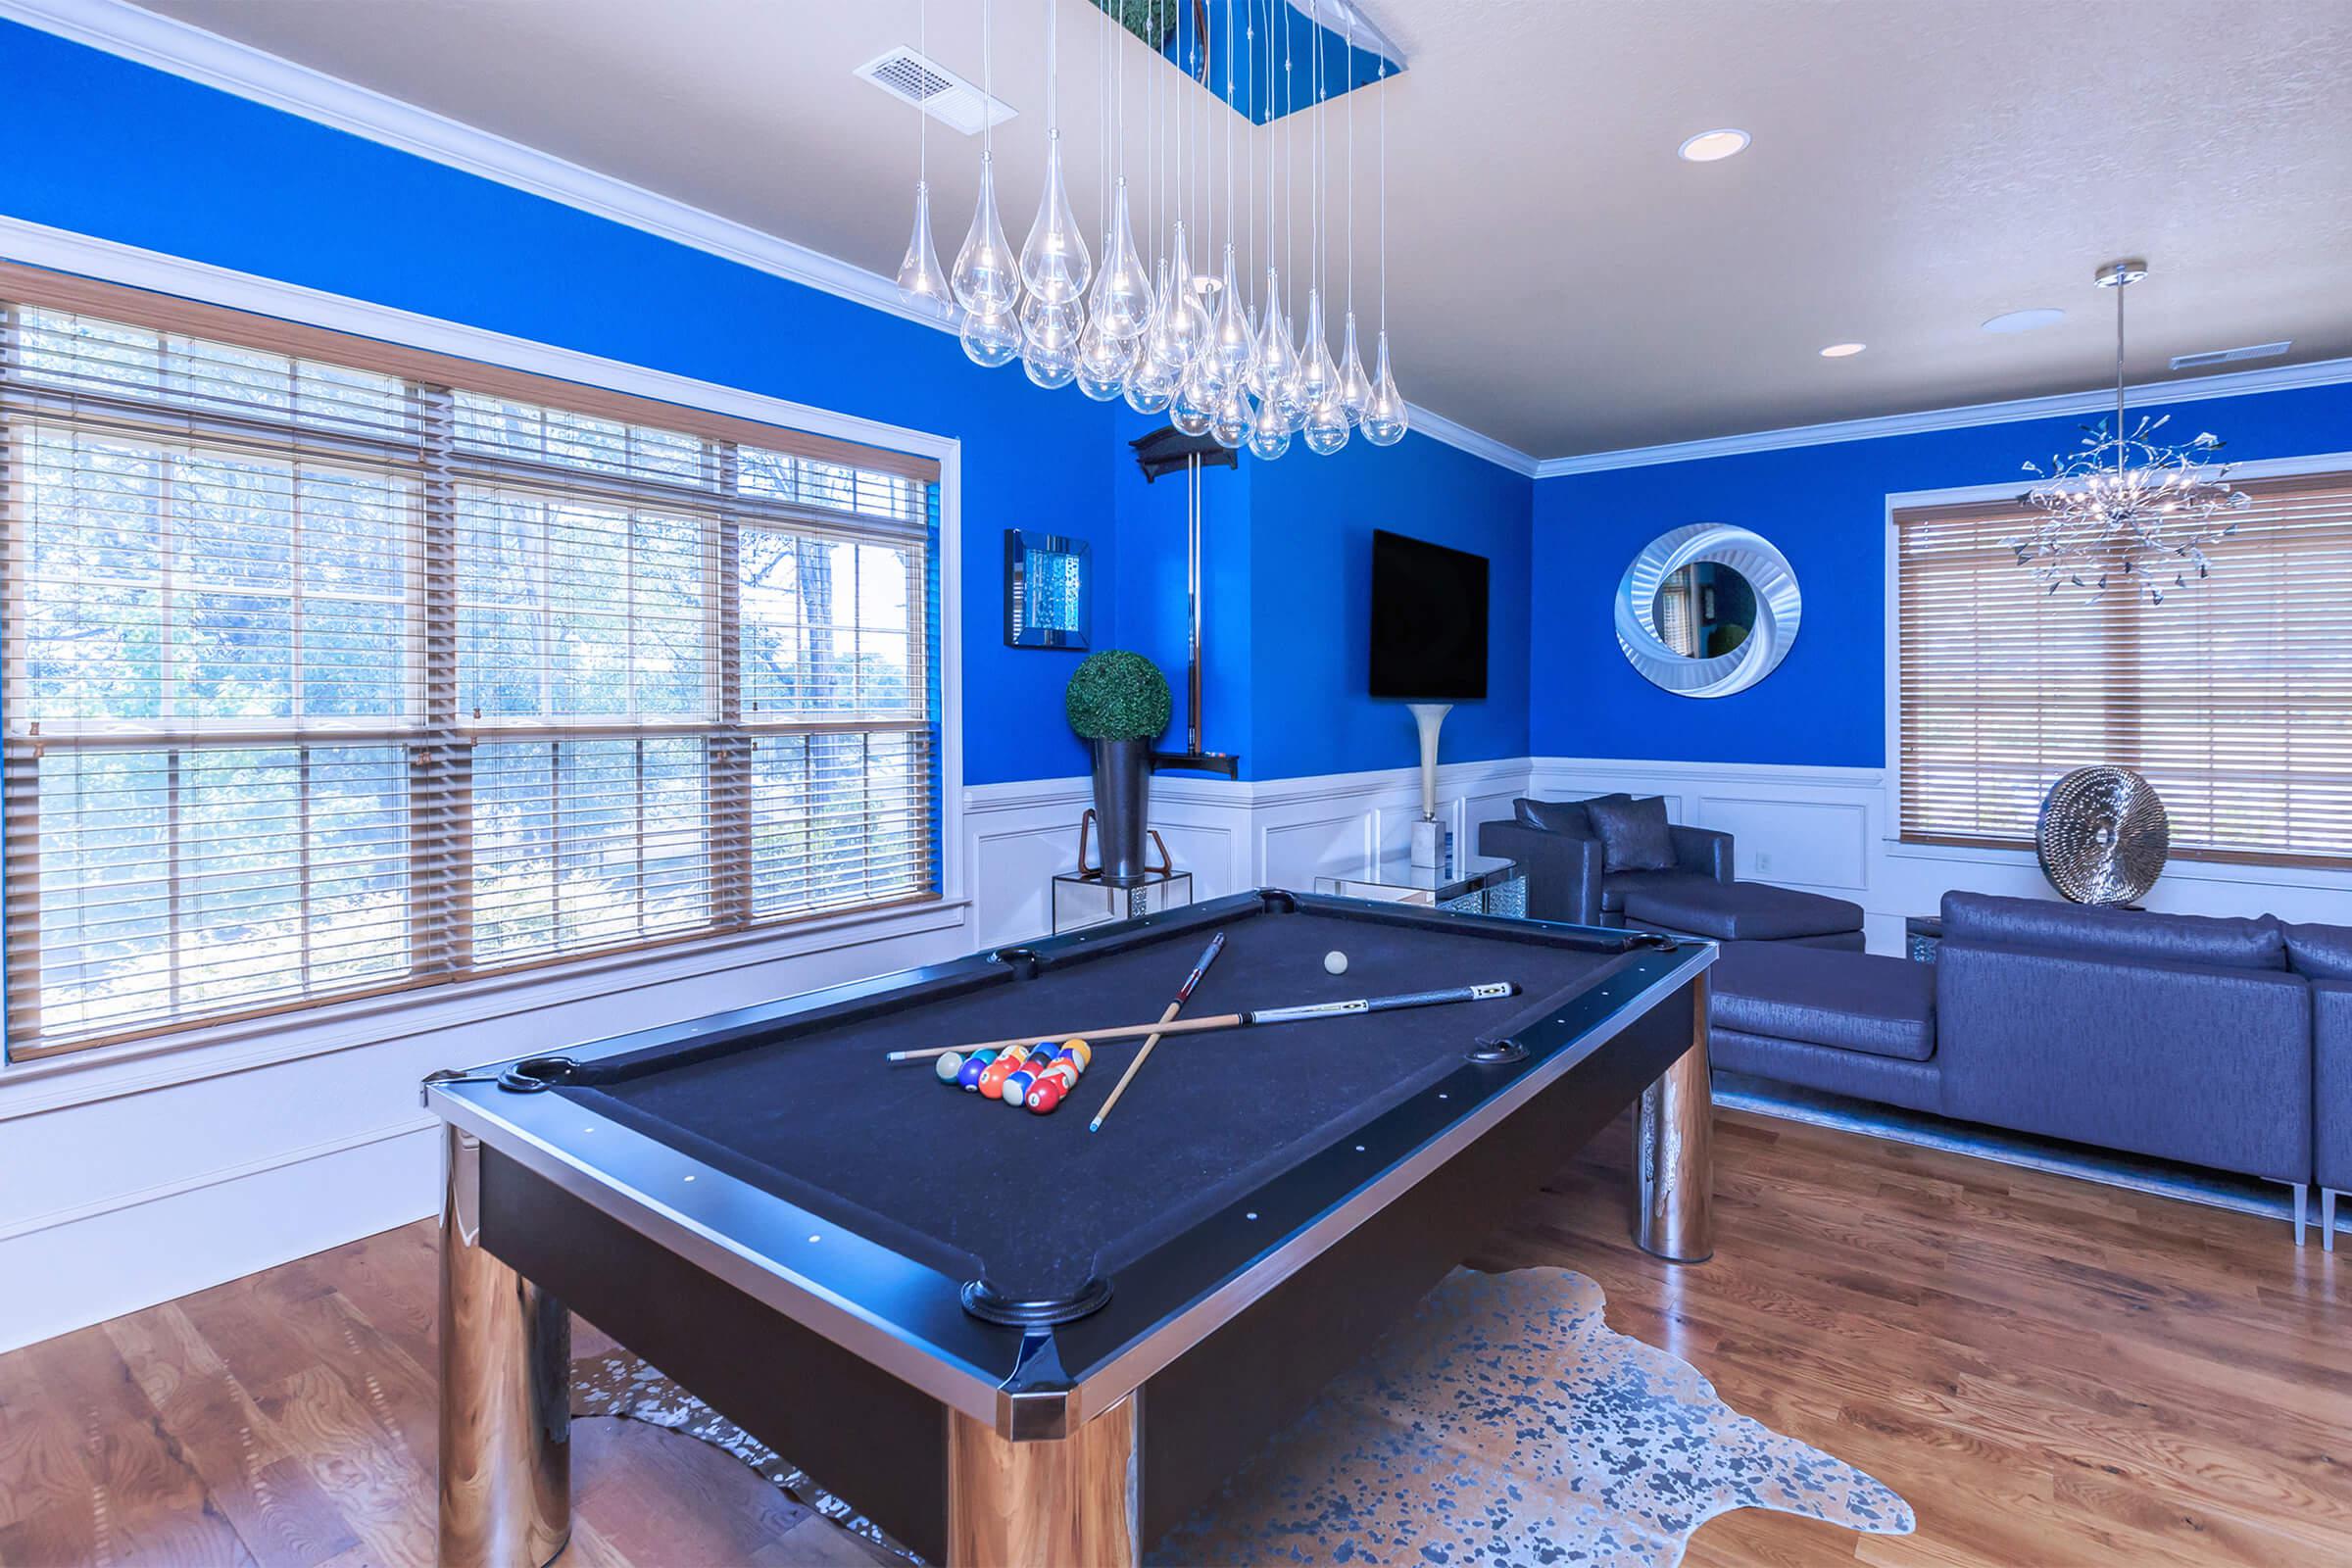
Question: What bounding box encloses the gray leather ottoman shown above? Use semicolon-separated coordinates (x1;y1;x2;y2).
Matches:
1620;879;1865;952
1707;939;1940;1112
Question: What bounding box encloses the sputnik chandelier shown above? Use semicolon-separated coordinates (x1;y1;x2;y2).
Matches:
895;0;1407;458
2012;260;2250;606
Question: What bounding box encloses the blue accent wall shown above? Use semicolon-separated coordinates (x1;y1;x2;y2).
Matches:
1532;381;2352;768
1110;408;1258;769
1108;415;1534;781
0;18;1119;787
1248;431;1533;778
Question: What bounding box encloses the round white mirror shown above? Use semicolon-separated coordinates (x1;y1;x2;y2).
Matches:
1615;524;1800;698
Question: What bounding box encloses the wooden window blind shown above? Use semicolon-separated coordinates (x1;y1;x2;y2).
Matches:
1895;470;2352;866
1;275;941;1057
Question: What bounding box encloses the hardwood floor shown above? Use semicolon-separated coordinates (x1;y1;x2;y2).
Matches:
0;1109;2343;1566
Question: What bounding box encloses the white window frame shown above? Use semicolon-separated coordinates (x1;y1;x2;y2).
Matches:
0;221;965;1094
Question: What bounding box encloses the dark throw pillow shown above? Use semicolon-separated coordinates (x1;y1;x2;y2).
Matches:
1516;796;1592;836
1585;794;1676;873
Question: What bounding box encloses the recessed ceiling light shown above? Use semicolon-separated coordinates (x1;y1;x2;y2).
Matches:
1819;342;1866;358
1982;308;2066;334
1677;128;1750;163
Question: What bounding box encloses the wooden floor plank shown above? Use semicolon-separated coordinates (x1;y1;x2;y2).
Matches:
100;1304;360;1568
14;1325;255;1568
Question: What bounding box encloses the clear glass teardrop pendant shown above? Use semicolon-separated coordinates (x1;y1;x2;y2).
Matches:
1211;245;1253;376
1020;296;1082;388
1170;359;1215;437
1075;318;1129;401
896;180;955;321
960;301;1021;368
1251;269;1298;400
953;155;1021;313
1209;380;1252;449
1247;388;1293;461
1019;132;1093;306
1124;339;1175;415
1160;223;1207;369
1303;388;1350;456
1360;330;1408;446
1338;312;1373;424
1144;258;1185;371
1297;289;1339;411
1094;179;1154;340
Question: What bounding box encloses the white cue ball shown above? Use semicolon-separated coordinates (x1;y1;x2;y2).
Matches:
934;1052;964;1083
1324;950;1348;975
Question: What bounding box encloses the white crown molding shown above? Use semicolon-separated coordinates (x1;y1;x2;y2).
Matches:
1531;355;2352;478
2;0;1544;478
1397;403;1540;477
0;0;947;329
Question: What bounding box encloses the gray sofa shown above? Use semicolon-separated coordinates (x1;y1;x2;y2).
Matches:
1711;892;2350;1244
2297;922;2352;1250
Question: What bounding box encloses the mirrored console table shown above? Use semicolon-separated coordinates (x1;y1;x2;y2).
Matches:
1052;868;1195;934
1314;852;1527;917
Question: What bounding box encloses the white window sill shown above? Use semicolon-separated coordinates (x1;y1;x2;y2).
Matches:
1881;836;2352;891
0;896;974;1120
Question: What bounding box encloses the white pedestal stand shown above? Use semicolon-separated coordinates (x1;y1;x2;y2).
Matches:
1406;703;1452;868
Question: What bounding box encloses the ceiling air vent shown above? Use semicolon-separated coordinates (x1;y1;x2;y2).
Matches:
858;48;1015;136
2170;340;2291;370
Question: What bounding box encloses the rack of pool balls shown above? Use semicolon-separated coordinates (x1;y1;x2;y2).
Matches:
935;1038;1093;1113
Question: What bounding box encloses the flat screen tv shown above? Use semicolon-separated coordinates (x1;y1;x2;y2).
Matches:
1369;529;1489;700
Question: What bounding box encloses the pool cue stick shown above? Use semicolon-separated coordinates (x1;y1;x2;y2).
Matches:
885;980;1521;1062
1089;932;1227;1133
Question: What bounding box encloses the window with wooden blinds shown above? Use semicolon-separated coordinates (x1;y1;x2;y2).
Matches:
1895;469;2352;866
2;284;942;1058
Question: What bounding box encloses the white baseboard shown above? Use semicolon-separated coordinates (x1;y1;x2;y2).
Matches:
0;1118;440;1351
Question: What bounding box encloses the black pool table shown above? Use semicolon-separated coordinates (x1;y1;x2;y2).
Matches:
425;889;1716;1567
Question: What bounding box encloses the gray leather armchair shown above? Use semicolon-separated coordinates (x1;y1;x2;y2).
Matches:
1479;795;1730;928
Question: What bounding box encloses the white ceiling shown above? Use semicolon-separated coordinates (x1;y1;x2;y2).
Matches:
126;0;2352;460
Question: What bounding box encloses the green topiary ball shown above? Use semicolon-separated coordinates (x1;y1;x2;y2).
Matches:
1065;650;1173;743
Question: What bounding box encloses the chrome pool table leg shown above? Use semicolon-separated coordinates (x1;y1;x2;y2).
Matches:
1632;968;1715;1263
439;1126;572;1568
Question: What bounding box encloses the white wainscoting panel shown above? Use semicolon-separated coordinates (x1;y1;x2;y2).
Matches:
961;757;1536;948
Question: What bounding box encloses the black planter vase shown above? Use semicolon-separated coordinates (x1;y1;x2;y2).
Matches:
1089;737;1154;886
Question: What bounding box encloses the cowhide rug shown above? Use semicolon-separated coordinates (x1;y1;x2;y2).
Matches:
572;1265;1914;1566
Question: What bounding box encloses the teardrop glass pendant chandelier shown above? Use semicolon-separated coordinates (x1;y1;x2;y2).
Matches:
922;0;1408;465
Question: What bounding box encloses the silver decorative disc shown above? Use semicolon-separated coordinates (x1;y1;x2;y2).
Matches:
2035;766;2170;906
